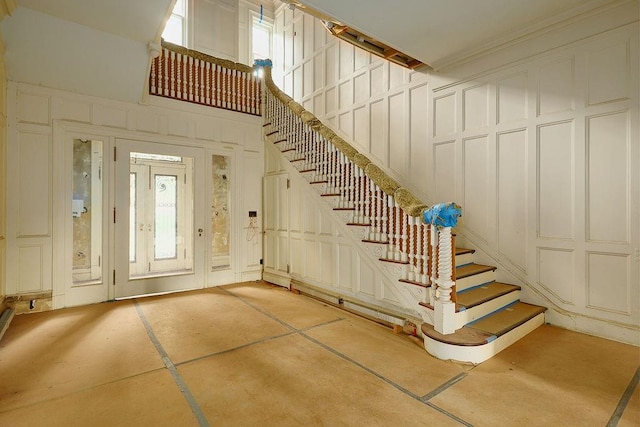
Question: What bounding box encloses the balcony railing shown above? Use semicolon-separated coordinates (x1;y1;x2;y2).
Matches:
149;41;261;115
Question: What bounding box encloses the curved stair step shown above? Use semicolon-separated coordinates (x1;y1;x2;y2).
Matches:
456;263;496;278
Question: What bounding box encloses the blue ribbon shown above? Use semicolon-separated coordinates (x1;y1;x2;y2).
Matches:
423;202;462;228
254;59;273;68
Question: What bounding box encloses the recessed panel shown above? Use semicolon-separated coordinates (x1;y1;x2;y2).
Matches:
290;236;302;274
434;141;456;203
168;116;189;137
314;19;326;51
538;248;574;304
464;136;488;241
463;84;488;131
587;252;629;314
136;111;160;134
303;61;313;97
587;42;629;105
18;133;50;237
98;105;127;129
293;18;304;64
325;87;336;114
498;130;527;269
18;92;50;125
389;63;404;89
410;84;429;195
313;94;324;116
538;121;573;239
57;98;91;124
326;44;337;86
389;93;406;177
339;42;354;79
498;73;527;124
434;93;456;137
538;58;574;115
370;65;384;97
339;111;352;140
18;245;43;292
370;100;387;165
354;73;369;104
358;255;375;296
305;239;317;280
587;112;629;243
293;66;303;100
303;201;317;234
338;81;353;109
354;106;369;151
355;48;369;70
320;241;334;284
313;54;323;92
337;243;353;290
277;235;288;272
303;14;314;58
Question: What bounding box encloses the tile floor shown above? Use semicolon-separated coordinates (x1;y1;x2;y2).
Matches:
0;281;638;426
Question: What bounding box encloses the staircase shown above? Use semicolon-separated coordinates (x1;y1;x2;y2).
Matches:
259;63;547;364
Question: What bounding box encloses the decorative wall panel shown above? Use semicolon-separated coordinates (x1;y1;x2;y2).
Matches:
354;72;369;104
339;42;354;79
339;80;353;109
434;141;456;203
18;133;50;237
587;41;629;105
18;245;43;292
337;243;353;290
463;136;488;241
497;73;527;124
409;84;429;195
587;111;629;243
388;93;406;176
463;84;488;131
587;252;629;314
370;100;387;165
538;248;574;304
537;121;573;239
434;93;456;137
353;106;369;152
538;58;574;116
370;65;384;97
18;92;50;125
497;130;527;269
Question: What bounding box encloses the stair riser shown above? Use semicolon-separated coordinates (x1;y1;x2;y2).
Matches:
455;271;495;291
424;313;545;364
456;291;521;329
455;253;474;266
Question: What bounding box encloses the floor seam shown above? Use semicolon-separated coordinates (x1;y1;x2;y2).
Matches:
421;372;468;401
298;330;474;427
133;300;210;427
606;365;640;427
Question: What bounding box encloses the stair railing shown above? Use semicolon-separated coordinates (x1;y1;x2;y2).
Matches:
257;60;461;334
149;40;261;115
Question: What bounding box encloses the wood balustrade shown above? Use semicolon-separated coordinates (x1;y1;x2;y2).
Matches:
149;41;261;116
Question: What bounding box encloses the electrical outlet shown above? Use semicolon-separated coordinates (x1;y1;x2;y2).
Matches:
249;211;257;217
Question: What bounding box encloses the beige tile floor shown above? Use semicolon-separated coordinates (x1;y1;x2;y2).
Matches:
0;281;638;426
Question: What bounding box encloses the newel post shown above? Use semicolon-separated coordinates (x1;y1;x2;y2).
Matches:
423;202;462;335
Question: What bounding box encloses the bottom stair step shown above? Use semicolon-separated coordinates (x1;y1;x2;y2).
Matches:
421;302;547;363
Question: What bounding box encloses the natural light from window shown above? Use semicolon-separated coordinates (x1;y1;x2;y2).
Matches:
162;0;186;46
252;18;271;62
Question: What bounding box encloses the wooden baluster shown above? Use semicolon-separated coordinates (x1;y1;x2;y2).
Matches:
150;55;157;95
205;62;211;105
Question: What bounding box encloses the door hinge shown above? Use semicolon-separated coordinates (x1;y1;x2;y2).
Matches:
113;146;117;161
286;178;290;189
112;269;116;285
286;264;290;273
113;207;116;223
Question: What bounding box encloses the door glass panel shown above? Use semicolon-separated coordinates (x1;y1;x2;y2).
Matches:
129;152;194;279
211;155;230;270
72;139;103;284
154;174;178;259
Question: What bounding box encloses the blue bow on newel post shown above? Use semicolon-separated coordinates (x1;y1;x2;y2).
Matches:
423;202;462;228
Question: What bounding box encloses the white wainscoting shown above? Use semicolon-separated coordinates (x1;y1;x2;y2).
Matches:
273;4;639;344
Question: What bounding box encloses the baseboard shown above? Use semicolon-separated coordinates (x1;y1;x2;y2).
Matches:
5;291;54;314
262;271;291;288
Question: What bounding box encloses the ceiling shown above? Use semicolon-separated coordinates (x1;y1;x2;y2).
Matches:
295;0;619;69
17;0;173;43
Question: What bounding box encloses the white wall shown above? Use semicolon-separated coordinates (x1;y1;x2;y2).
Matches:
272;2;639;344
5;81;263;308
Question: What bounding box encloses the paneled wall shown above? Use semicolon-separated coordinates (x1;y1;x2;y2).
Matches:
272;3;639;343
5;82;263;307
0;35;7;301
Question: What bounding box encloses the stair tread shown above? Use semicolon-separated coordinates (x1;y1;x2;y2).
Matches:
421;302;546;346
456;282;520;309
456;263;497;279
467;302;547;337
455;247;475;255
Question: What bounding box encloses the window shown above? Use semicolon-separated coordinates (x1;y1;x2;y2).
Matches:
252;16;272;62
162;0;187;46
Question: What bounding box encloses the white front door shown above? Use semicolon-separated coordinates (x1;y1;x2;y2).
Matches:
114;139;205;299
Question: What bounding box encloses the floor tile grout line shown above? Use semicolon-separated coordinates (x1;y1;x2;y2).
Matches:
174;331;298;367
0;367;168;416
421;372;469;401
133;300;210;427
299;331;474;427
606;365;640;427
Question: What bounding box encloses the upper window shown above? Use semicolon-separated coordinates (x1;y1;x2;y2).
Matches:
162;0;187;46
252;16;272;62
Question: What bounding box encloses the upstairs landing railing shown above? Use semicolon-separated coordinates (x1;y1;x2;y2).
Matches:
258;60;462;335
149;41;261;115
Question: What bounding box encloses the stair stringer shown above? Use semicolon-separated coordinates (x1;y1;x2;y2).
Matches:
264;137;434;326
